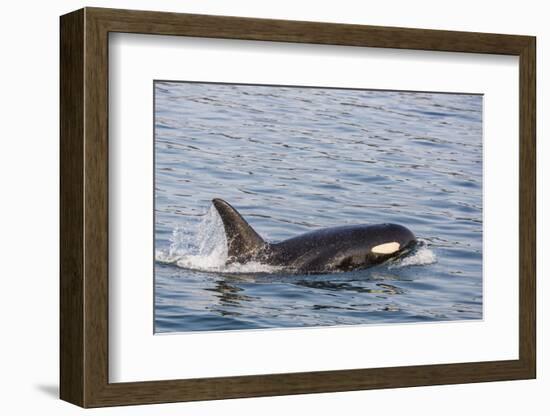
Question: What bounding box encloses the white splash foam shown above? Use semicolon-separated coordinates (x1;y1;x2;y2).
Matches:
389;244;437;269
155;205;281;274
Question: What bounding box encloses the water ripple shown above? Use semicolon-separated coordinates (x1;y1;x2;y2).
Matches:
154;82;483;332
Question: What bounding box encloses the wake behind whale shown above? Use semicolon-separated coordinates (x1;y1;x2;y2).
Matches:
156;200;436;274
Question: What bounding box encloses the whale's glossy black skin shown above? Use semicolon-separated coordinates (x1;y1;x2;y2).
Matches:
212;198;416;274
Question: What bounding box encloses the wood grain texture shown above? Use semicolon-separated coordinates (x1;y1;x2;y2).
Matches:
518;38;536;376
59;8;84;406
83;10;110;406
89;7;532;54
59;7;537;408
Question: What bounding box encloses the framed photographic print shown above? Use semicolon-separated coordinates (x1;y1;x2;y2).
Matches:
60;7;536;408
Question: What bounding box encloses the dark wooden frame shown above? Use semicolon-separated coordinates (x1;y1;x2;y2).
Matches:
60;7;536;408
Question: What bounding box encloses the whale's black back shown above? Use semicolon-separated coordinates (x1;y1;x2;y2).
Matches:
269;224;416;272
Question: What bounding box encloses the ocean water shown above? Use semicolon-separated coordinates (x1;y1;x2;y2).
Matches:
154;81;483;333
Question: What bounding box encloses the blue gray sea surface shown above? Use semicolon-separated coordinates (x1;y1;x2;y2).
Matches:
154;81;483;333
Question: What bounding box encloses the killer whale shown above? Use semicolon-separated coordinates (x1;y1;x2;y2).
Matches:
212;198;416;274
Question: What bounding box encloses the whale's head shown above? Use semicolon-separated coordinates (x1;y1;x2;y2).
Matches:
367;223;416;259
287;222;417;273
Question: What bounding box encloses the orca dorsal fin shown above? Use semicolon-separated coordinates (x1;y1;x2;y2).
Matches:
212;198;266;262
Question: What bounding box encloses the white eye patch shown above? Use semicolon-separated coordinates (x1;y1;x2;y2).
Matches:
371;242;400;254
